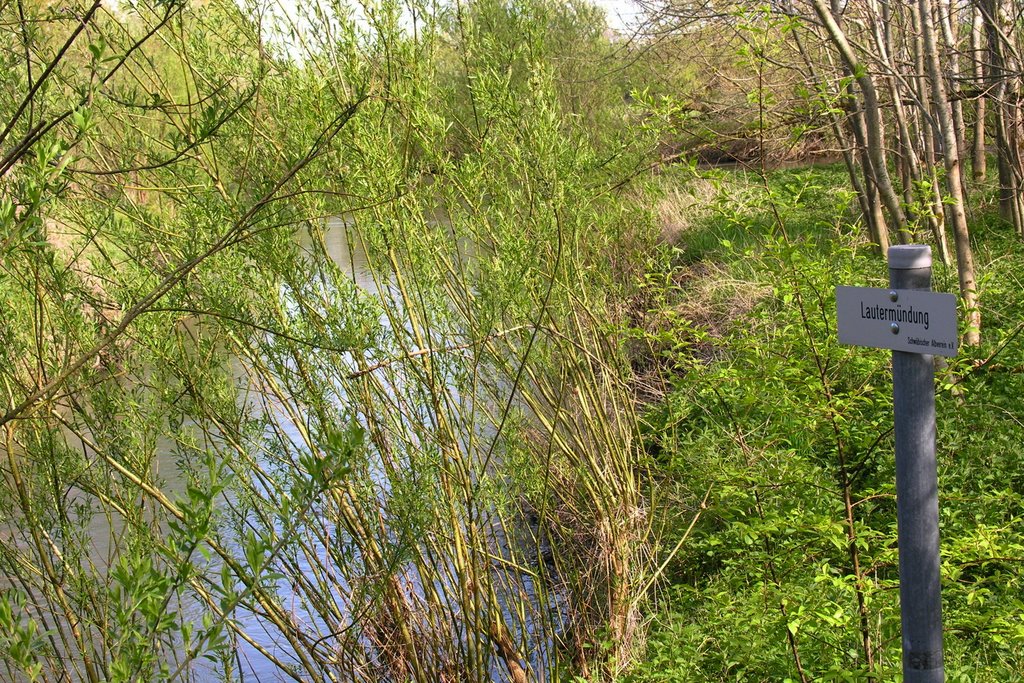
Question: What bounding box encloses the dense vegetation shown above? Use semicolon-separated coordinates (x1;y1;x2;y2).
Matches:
627;165;1024;681
1;1;1023;682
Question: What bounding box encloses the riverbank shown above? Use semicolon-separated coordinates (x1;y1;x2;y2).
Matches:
622;162;1024;681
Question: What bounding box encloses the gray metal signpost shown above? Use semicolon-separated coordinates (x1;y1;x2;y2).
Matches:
889;245;945;682
837;245;949;683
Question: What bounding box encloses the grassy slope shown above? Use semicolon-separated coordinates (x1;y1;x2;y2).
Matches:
625;163;1024;682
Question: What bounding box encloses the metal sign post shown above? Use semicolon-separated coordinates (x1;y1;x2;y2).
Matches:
837;245;949;683
889;245;944;682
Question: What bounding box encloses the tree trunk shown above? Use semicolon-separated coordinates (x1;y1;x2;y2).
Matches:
971;5;987;181
937;0;970;203
921;0;981;345
834;0;890;252
910;0;954;262
790;23;876;239
872;0;952;261
981;0;1024;236
812;0;902;248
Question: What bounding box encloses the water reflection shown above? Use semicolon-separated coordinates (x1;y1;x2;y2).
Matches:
5;218;553;682
228;219;556;682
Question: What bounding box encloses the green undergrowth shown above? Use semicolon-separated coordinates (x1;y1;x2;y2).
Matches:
624;165;1024;682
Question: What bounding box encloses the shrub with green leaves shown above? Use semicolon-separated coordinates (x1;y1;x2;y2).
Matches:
1;1;663;681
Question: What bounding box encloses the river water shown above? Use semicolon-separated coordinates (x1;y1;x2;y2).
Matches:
222;218;380;680
1;217;557;682
191;218;553;681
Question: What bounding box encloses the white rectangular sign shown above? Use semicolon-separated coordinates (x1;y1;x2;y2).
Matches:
836;286;958;357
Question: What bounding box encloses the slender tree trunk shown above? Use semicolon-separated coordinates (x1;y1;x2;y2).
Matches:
982;0;1024;235
812;0;901;249
790;24;875;233
845;75;890;248
971;4;987;181
921;0;981;345
832;0;889;250
872;0;953;261
910;0;954;261
882;0;923;239
938;0;970;202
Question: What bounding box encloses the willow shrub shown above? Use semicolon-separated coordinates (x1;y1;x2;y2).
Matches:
1;0;664;681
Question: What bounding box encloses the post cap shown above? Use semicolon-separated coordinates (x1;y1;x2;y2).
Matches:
888;244;931;270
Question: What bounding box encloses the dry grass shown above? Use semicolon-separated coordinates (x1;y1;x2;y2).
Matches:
672;260;770;342
653;178;718;244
